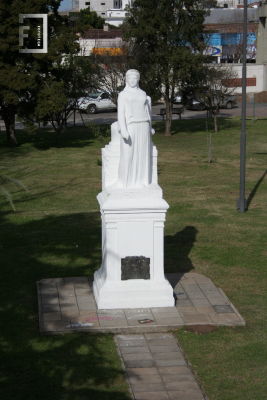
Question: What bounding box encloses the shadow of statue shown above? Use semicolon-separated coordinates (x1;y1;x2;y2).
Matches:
164;225;198;274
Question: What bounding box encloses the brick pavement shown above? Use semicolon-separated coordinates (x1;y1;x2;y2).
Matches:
115;333;205;400
37;272;245;335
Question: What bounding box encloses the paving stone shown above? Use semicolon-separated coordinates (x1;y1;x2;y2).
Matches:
149;345;181;353
198;283;217;291
43;304;60;313
153;352;183;360
120;346;150;354
58;283;76;290
126;367;158;376
165;381;200;391
77;301;96;311
208;298;229;306
61;311;80;322
98;309;125;315
168;390;204;400
41;295;59;305
117;335;146;347
40;287;58;295
40;278;63;284
145;333;174;340
176;299;193;307
203;290;224;298
213;305;234;314
193;276;212;283
190;298;211;306
99;316;128;327
129;375;162;384
177;306;196;313
43;312;62;321
151;308;181;315
122;353;154;361
134;391;169;400
175;293;188;300
70;316;99;327
127;319;156;326
162;374;195;383
40;284;57;291
59;297;77;305
155;359;186;367
210;313;242;324
131;383;166;392
184;291;206;299
195;306;217;315
75;288;92;296
154;318;184;325
60;305;79;312
145;339;178;346
124;308;152;316
152;311;181;319
181;313;212;324
125;360;156;368
43;321;67;331
58;290;75;297
179;278;196;285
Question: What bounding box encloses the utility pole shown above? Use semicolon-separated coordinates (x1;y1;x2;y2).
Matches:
237;0;247;213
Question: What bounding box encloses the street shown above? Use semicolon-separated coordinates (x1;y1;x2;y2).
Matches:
0;102;266;131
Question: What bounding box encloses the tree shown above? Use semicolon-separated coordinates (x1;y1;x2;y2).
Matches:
33;55;100;144
0;0;79;145
92;43;132;106
194;64;238;133
74;7;105;33
123;0;209;136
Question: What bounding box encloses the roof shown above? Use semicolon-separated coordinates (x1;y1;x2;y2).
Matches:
204;8;257;24
81;29;123;39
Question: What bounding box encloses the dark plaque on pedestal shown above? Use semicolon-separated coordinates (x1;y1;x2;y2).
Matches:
121;256;150;280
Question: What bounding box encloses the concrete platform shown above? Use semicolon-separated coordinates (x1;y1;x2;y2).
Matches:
37;273;245;335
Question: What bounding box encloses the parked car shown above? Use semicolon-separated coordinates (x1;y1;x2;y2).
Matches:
77;91;116;114
174;90;236;111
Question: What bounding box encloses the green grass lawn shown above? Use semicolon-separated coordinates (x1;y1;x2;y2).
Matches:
0;117;267;399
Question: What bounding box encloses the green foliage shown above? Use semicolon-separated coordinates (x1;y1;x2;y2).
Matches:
75;7;106;32
0;0;80;144
86;121;111;144
123;0;210;135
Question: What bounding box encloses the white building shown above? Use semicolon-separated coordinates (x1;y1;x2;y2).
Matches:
73;0;132;25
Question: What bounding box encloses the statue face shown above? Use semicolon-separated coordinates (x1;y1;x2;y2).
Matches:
127;74;139;88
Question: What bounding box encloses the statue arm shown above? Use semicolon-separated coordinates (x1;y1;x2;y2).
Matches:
118;92;129;140
146;96;155;135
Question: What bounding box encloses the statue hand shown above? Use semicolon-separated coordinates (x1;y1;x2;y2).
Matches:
151;128;155;135
121;130;129;140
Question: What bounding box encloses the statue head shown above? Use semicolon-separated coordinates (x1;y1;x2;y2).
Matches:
125;69;140;88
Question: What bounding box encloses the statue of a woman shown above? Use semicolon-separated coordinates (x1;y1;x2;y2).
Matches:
114;69;155;189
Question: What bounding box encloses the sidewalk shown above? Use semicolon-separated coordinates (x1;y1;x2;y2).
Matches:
115;333;206;400
37;272;245;335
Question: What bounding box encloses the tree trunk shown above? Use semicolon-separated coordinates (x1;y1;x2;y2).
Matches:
2;105;18;146
214;113;218;134
164;99;172;136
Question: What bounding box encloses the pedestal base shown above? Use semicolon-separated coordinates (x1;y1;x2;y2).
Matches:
93;269;174;309
93;184;174;310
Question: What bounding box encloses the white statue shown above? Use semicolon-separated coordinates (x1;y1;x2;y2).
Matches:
113;69;155;189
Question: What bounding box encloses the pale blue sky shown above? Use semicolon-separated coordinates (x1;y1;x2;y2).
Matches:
59;0;71;11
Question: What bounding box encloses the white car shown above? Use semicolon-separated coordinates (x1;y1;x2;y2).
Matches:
77;91;116;114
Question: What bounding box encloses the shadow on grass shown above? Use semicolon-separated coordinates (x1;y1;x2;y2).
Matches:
153;117;241;136
0;210;131;400
247;169;267;209
164;226;198;273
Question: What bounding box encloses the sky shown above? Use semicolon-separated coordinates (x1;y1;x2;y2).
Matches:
59;0;71;11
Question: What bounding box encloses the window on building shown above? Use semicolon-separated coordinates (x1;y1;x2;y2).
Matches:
85;1;90;4
101;13;105;15
101;3;105;4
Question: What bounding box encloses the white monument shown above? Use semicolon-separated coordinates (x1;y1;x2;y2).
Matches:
93;69;174;309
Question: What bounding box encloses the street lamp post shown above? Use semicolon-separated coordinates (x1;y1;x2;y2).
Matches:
237;0;248;213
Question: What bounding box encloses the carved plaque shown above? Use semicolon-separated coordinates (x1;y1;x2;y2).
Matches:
121;256;150;280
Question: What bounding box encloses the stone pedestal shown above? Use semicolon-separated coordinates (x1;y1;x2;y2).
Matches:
93;122;174;309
